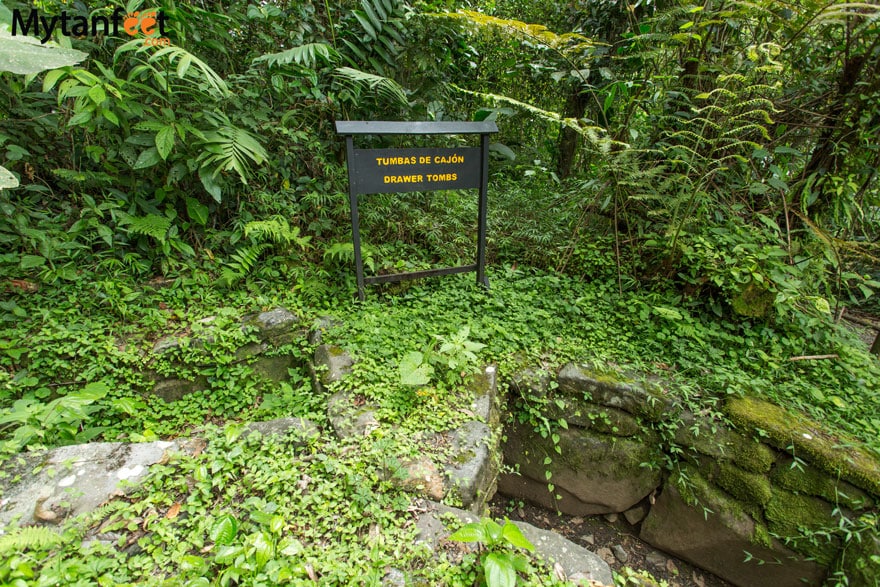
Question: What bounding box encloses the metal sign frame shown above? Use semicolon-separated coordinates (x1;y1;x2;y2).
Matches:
335;120;498;301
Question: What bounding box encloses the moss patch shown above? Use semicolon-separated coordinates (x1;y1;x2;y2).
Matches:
772;457;875;511
764;487;839;565
675;411;776;473
731;281;774;317
714;462;773;508
726;396;880;496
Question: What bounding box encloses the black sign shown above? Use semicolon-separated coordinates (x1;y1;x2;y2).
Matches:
336;120;498;301
351;147;481;195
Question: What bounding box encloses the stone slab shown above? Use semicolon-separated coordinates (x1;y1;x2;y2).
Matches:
502;419;662;514
0;441;186;529
640;477;826;587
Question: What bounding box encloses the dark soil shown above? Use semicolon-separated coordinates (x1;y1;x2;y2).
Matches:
490;496;733;587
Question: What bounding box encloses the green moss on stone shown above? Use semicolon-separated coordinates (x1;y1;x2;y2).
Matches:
672;464;771;546
772;457;875;511
726;396;880;497
715;462;773;508
731;282;774;317
675;414;776;473
764;487;839;565
752;521;773;548
452;450;476;465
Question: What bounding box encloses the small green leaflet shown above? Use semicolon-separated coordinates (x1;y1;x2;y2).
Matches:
209;514;239;545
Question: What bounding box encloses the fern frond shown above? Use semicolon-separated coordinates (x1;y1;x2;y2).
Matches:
244;216;310;248
148;45;230;97
217;242;272;286
252;43;337;69
120;214;171;243
197;125;268;185
333;66;408;107
0;526;62;552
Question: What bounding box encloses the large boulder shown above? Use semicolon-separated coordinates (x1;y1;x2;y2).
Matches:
0;441;192;528
500;419;662;514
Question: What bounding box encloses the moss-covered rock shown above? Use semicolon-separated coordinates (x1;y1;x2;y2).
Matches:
557;363;678;422
731;281;774;318
242;307;304;346
499;419;662;514
771;456;875;511
711;461;773;508
726;396;880;496
764;487;840;565
640;466;826;587
674;410;776;473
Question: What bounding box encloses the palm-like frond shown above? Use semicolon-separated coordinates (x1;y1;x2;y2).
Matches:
333;66;408;107
197;126;268;185
252;43;337;69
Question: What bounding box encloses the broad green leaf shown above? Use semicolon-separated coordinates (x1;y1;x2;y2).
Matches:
79;381;110;401
176;54;192;78
20;255;45;269
447;522;485;544
501;522;535;552
112;397;146;416
199;167;222;202
0;29;87;75
42;68;66;92
155;126;175;161
0;165;18;191
67;109;94;127
252;531;273;567
483;552;516;587
398;351;434;386
134;147;162;169
483;518;503;543
209;514;239;545
88;85;106;105
489;143;516;160
353;11;377;40
102;108;119;126
186;197;209;226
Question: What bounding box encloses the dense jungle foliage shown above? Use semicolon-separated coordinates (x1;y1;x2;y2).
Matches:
1;0;880;584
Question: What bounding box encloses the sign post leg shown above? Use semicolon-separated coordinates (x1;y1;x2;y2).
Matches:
346;136;366;301
476;133;490;288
